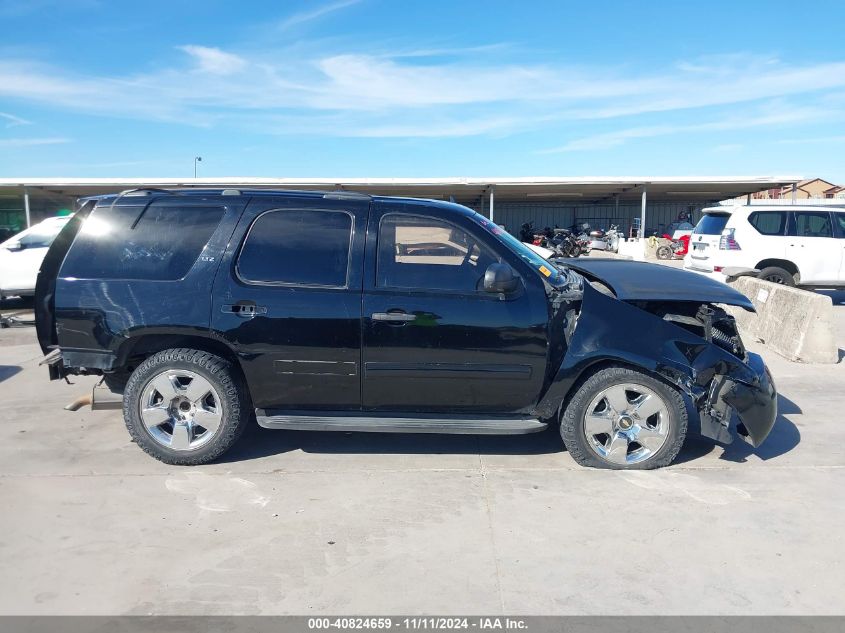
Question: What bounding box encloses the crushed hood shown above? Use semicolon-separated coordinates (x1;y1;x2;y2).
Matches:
564;258;755;311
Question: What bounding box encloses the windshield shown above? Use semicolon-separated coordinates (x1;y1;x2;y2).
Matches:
471;215;564;286
1;218;69;249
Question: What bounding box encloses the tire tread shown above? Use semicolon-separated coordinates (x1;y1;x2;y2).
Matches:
560;366;687;470
123;348;249;465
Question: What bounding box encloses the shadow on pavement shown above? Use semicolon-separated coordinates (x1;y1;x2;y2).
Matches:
0;365;22;383
220;422;565;464
222;392;803;466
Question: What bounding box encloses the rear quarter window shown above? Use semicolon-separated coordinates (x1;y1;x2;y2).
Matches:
748;211;787;236
693;213;730;235
60;203;225;281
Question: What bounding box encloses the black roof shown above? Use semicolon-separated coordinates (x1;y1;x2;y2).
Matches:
82;187;476;216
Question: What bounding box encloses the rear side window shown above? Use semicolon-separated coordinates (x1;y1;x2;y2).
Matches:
61;203;224;280
793;211;833;238
748;211;787;236
237;209;352;287
693;213;730;235
834;213;845;238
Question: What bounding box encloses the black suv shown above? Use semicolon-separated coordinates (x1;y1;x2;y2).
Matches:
35;189;776;469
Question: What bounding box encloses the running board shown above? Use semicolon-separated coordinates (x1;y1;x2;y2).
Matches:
255;410;547;435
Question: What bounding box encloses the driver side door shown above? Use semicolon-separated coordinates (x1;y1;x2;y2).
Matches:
361;202;549;413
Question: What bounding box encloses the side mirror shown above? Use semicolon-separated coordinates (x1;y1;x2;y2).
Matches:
483;262;519;294
4;241;22;251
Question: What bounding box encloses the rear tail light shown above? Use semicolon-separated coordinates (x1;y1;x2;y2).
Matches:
714;266;723;272
719;228;741;250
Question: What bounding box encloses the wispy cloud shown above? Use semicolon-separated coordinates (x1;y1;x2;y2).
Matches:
538;104;837;153
279;0;362;30
0;47;844;139
0;137;70;147
776;135;845;145
0;111;31;127
179;45;247;75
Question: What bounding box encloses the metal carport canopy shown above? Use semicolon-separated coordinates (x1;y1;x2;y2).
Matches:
0;176;801;204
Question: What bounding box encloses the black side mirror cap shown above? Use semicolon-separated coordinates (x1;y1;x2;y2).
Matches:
483;262;519;294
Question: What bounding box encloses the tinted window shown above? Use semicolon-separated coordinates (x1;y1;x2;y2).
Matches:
61;203;224;280
793;211;833;238
377;214;500;291
748;211;787;236
237;209;352;287
834;213;845;238
693;213;730;235
10;221;65;249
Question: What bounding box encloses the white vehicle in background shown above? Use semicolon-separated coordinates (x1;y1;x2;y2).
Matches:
0;216;71;299
684;205;845;287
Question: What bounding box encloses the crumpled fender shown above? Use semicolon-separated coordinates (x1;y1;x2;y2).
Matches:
534;281;777;447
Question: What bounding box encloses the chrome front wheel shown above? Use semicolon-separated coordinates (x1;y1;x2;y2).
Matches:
583;383;670;465
560;366;687;470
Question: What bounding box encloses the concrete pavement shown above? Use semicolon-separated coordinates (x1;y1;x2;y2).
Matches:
1;310;844;615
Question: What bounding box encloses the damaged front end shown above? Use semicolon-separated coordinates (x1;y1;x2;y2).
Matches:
538;268;777;449
656;302;777;447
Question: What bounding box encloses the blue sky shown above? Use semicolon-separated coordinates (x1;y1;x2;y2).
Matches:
1;0;844;181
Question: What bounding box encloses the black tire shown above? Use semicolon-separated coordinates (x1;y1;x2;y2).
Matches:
560;366;687;470
656;245;673;260
123;348;249;465
757;266;795;286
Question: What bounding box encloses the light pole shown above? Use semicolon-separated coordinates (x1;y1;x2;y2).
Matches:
194;156;202;178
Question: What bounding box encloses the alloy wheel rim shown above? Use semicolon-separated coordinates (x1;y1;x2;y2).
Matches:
139;369;223;451
583;382;670;465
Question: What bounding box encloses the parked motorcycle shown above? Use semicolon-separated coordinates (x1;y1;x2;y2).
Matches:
518;222;536;243
604;224;621;253
547;228;582;258
573;223;592;255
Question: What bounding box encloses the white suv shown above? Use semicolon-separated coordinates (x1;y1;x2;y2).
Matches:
0;216;71;299
684;205;845;287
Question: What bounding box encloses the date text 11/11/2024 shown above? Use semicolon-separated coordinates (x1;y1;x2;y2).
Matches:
307;618;528;630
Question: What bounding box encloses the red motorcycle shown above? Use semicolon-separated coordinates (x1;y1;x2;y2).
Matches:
657;233;691;259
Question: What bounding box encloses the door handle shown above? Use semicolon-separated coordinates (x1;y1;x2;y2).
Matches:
372;311;417;323
222;303;267;318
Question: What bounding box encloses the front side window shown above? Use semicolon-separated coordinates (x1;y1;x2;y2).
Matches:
748;211;787;236
237;209;352;287
61;203;224;280
377;214;500;291
793;212;833;238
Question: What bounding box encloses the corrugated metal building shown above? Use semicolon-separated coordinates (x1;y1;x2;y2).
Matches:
0;176;801;240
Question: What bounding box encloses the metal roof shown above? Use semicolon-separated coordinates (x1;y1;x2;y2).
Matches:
0;176;802;204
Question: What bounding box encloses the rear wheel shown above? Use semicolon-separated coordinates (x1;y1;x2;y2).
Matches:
560;366;687;469
656;245;673;260
123;348;249;465
758;266;795;286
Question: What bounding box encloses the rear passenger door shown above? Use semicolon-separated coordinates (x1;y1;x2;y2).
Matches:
787;211;841;284
746;211;788;262
210;195;369;411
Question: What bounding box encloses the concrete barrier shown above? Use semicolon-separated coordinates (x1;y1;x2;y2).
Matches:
725;276;838;364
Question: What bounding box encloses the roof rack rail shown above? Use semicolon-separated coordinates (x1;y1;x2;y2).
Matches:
323;191;371;201
118;187;180;197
